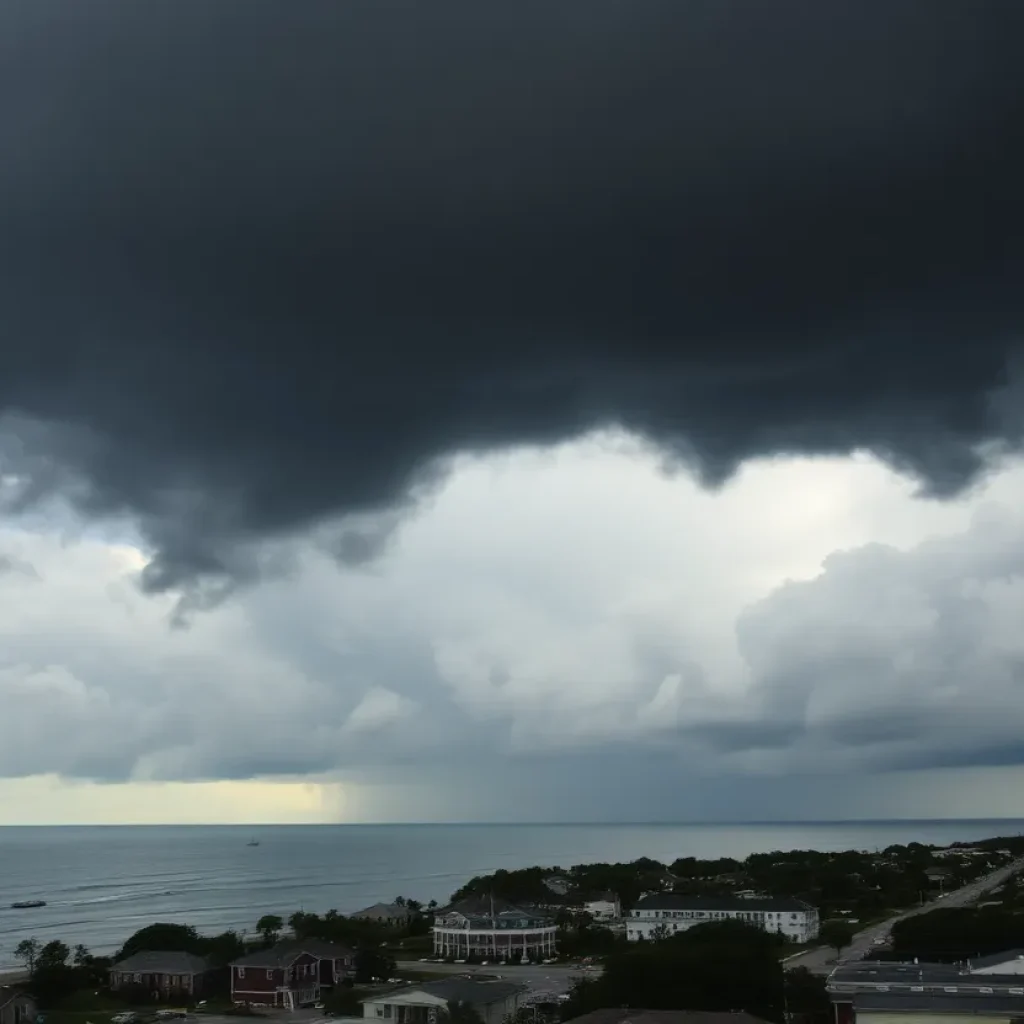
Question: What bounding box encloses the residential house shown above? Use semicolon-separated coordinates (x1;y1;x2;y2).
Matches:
108;951;213;997
350;903;415;928
827;959;1024;1024
627;894;818;943
564;1011;772;1024
924;866;955;886
362;978;525;1024
543;876;571;897
432;896;557;960
231;940;353;1010
582;892;621;921
0;988;36;1024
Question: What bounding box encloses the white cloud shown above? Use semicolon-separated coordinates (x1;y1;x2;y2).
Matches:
1;430;1024;822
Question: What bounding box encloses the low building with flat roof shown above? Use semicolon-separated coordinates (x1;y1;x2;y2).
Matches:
827;958;1024;1024
628;893;818;943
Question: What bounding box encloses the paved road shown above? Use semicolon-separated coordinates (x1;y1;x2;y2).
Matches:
397;960;596;1000
786;856;1024;975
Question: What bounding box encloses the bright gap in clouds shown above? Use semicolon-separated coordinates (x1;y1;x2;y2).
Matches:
1;430;1023;824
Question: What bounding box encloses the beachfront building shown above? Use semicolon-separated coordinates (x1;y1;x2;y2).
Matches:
362;978;525;1024
350;902;415;928
627;894;818;943
0;988;36;1024
432;896;558;960
231;940;353;1009
108;951;213;997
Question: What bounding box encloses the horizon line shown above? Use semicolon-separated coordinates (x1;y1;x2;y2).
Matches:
1;817;1024;828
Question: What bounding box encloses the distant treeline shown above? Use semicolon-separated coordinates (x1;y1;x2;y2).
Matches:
453;835;1024;920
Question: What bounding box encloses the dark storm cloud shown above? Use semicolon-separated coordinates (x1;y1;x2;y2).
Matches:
2;0;1023;589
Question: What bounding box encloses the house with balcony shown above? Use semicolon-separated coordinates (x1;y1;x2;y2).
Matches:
108;951;213;997
362;978;525;1024
231;940;353;1009
432;896;557;961
627;894;818;942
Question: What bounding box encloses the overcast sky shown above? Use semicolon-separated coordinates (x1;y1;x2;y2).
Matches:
1;1;1024;824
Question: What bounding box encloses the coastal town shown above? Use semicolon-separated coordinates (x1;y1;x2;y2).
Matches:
6;835;1024;1024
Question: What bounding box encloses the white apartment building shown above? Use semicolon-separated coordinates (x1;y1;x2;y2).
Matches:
627;894;819;943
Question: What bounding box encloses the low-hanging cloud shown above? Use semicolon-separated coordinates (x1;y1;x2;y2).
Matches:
3;444;1024;821
0;1;1023;590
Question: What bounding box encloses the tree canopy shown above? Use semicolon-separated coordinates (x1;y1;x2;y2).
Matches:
563;920;787;1022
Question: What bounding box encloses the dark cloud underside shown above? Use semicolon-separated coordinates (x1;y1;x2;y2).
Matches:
1;0;1023;586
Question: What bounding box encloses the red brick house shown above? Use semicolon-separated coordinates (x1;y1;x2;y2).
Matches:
109;951;213;998
230;940;353;1010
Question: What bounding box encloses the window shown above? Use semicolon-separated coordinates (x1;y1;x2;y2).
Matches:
238;968;246;979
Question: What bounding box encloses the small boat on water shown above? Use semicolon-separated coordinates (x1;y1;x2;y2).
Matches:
247;839;260;847
11;900;46;909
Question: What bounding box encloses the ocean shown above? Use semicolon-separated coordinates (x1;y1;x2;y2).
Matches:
2;820;1022;968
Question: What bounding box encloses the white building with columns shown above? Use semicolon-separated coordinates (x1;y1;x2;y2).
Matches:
432;896;558;960
627;894;818;943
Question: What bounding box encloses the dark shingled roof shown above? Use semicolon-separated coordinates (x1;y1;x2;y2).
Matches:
112;951;210;975
232;940;351;969
632;894;810;913
564;1010;772;1024
365;979;526;1006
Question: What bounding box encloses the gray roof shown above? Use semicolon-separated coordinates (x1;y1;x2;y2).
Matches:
366;978;526;1006
112;951;210;975
440;896;553;924
970;949;1024;971
564;1010;771;1024
350;902;413;920
852;992;1024;1014
829;961;1024;993
232;940;350;969
633;894;810;913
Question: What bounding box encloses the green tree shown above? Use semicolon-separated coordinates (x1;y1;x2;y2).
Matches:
72;944;91;968
14;939;40;974
37;941;70;970
353;948;396;984
444;1001;486;1024
819;920;855;959
784;967;830;1024
568;920;785;1022
117;923;203;961
256;914;284;945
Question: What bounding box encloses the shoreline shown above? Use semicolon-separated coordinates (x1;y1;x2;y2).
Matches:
3;824;1020;975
